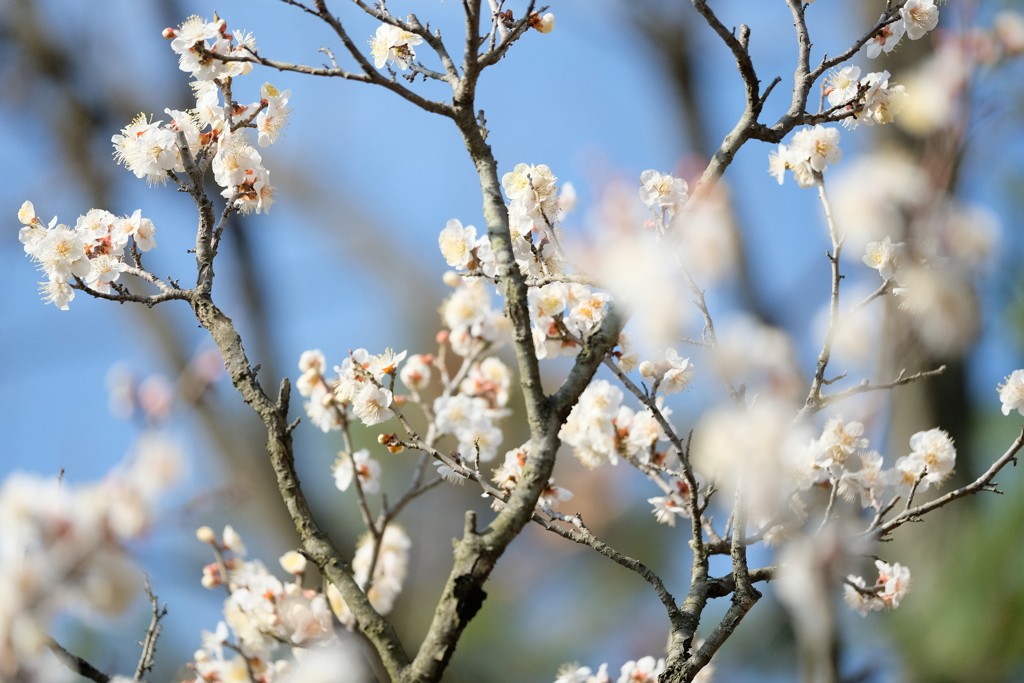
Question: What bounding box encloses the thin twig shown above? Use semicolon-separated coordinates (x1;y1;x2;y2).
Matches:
135;575;168;681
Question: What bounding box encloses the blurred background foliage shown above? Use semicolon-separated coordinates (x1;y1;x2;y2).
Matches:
2;0;1024;681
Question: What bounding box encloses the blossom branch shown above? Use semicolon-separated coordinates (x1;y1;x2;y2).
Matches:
869;429;1024;539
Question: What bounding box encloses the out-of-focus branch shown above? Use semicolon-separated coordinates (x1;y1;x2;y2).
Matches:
45;637;112;683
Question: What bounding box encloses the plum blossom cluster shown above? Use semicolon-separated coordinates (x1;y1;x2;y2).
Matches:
17;202;157;310
296;348;405;432
190;525;379;682
865;0;940;59
768;125;843;188
440;161;576;281
433;356;513;463
529;280;611;360
325;526;411;629
844;560;912;616
158;15;291;212
0;436;181;679
554;656;673;683
559;379;683;473
639;170;688;233
803;417;955;517
492;443;573;510
826;67;907;130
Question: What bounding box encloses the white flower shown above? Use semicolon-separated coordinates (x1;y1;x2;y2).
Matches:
660;349;695;395
862;236;905;279
305;383;342;432
901;0;939;40
844;574;884;616
837;450;887;508
256;83;291;147
998;370;1024;417
845;71;908;129
334;449;382;494
529;281;569;318
638;170;688;217
169;15;220;54
907;428;956;485
369;23;423;70
456;417;504;463
875;560;911;608
826;66;862;108
439;219;477;269
40;279;74;310
617;656;664;683
648;497;687;526
791;125;842;173
37;224;90;283
866;16;906;58
222;525;247;556
352;384;394;426
279;550;307;575
887;454;930;498
814;416;869;469
400;354;433;392
532;12;556;33
369;348;407;382
502;163;559;221
767;144;815;188
299;349;327;374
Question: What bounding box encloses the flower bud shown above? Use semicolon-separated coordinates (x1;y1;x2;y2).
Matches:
530;12;555;33
442;270;462;287
162;27;178;40
387;444;406;454
436;330;450;345
279;550;307;575
222;525;247;556
196;525;216;543
639;361;655;378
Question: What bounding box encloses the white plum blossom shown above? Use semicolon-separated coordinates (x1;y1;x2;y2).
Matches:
438;219;478;269
838;450;887;508
502;163;559;222
352;384;394;426
844;71;908;130
334;449;382;494
907;428;956;485
368;348;407;382
826;66;862;107
400;354;433;392
370;24;423;70
638;170;688;219
791;125;843;173
998;370;1024;417
866;15;907;58
887;454;930;498
617;656;665;683
901;0;940;40
862;236;906;279
660;349;695;395
559;380;625;467
256;83;292;147
648;496;687;526
814;416;869;469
